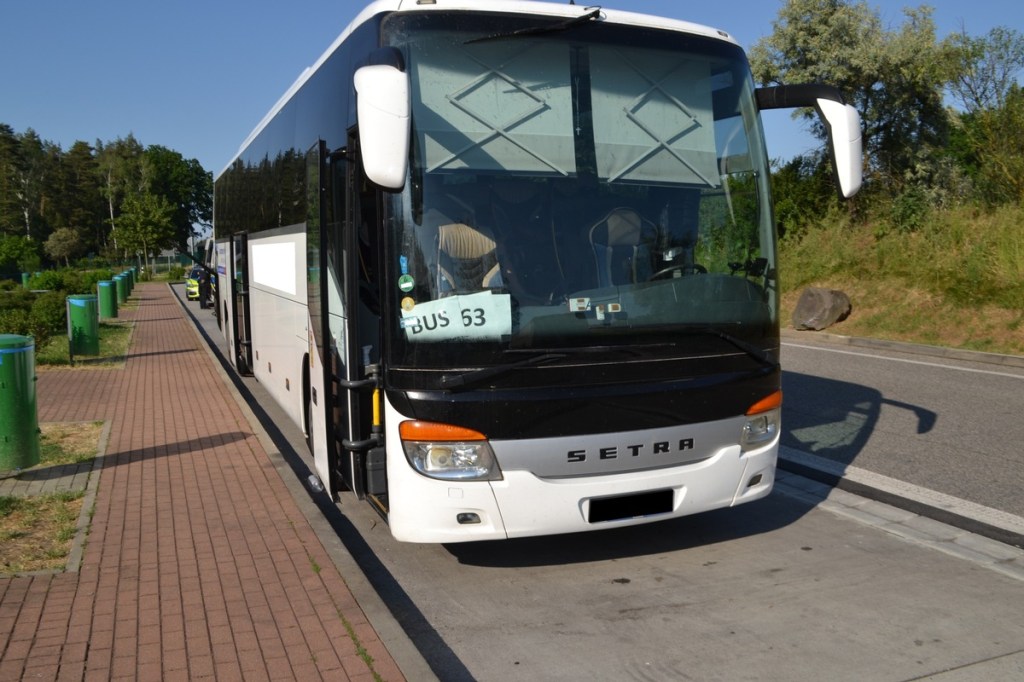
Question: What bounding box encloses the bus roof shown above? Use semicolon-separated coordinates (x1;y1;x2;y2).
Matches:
219;0;737;179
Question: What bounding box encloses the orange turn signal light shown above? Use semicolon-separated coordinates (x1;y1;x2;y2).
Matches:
746;390;783;415
399;421;487;442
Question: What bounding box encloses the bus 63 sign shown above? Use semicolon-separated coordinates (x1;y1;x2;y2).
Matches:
401;291;512;342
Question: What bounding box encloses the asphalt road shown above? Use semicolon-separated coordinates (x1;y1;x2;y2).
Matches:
781;333;1024;518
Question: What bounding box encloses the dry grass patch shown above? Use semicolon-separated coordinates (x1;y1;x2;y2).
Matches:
0;421;102;575
38;422;104;466
0;492;84;574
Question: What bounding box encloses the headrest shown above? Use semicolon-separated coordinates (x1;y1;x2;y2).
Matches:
438;223;496;259
591;208;644;246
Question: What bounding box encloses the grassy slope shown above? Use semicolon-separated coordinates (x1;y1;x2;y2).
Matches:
778;204;1024;356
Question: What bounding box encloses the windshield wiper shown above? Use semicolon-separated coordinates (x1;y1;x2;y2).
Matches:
504;343;675;356
683;327;780;370
465;7;601;45
439;352;568;390
438;343;677;390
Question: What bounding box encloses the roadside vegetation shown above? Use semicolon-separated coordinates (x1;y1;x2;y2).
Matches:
751;0;1024;356
779;204;1024;355
0;421;102;575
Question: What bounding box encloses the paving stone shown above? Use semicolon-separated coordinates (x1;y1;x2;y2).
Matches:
0;283;405;681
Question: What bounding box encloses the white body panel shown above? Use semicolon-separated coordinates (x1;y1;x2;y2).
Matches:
244;227;332;487
214;225;333;488
383;396;776;543
214;239;233;360
246;228;309;435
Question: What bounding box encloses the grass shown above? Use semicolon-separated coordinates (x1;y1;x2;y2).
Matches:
36;319;134;367
38;421;104;466
0;491;85;574
779;203;1024;356
0;421;102;575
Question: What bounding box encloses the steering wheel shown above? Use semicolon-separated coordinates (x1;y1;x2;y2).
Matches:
648;263;707;281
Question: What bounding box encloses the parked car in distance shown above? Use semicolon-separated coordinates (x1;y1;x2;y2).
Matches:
185;267;202;300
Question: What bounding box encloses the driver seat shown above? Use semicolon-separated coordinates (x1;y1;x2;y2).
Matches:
588;208;657;287
436;222;501;294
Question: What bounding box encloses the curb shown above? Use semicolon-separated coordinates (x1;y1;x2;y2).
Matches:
779;446;1024;551
781;327;1024;370
66;419;111;573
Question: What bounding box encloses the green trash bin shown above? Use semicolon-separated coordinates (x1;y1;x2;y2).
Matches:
124;269;134;294
21;272;30;289
67;295;100;356
114;274;128;305
0;334;40;471
97;280;118;319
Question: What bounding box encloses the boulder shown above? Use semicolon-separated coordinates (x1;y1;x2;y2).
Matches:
792;287;852;331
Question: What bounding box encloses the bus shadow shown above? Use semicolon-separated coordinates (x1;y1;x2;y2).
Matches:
445;493;807;567
781;370;936;468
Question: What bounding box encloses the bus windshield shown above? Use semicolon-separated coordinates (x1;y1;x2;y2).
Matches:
382;12;777;370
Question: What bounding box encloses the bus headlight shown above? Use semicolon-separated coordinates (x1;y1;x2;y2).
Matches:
399;421;503;481
741;391;782;452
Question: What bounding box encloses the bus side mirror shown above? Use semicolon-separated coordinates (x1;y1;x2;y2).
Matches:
756;84;863;199
354;60;410;190
816;99;862;198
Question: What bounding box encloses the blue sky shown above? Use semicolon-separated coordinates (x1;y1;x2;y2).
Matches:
2;0;1021;178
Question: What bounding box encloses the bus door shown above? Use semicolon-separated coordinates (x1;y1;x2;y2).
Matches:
231;233;253;375
309;139;367;502
319;136;383;510
214;238;231;336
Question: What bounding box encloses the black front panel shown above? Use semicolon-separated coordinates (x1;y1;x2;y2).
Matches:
387;363;778;440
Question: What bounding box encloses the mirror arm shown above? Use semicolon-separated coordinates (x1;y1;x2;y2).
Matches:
755;83;863;199
755;83;845;111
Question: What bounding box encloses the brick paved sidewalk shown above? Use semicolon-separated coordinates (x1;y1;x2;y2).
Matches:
0;282;405;681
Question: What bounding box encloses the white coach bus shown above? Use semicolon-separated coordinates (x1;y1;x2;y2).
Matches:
213;0;861;542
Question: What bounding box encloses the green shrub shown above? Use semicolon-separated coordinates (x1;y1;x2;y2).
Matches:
0;288;67;349
31;292;67;336
28;270;65;291
24;268;114;295
0;306;32;337
79;269;115;292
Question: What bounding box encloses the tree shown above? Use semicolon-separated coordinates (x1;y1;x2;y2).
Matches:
971;85;1024;205
115;192;175;272
54;141;105;254
95;135;145;251
0;124;22;235
1;124;212;259
0;234;41;276
749;0;950;193
143;145;212;251
10;129;53;241
944;26;1024;114
43;226;84;267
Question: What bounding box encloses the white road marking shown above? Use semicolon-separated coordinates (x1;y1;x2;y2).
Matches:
782;342;1024;380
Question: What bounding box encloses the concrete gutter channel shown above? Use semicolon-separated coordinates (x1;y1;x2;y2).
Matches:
174;284;1024;676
